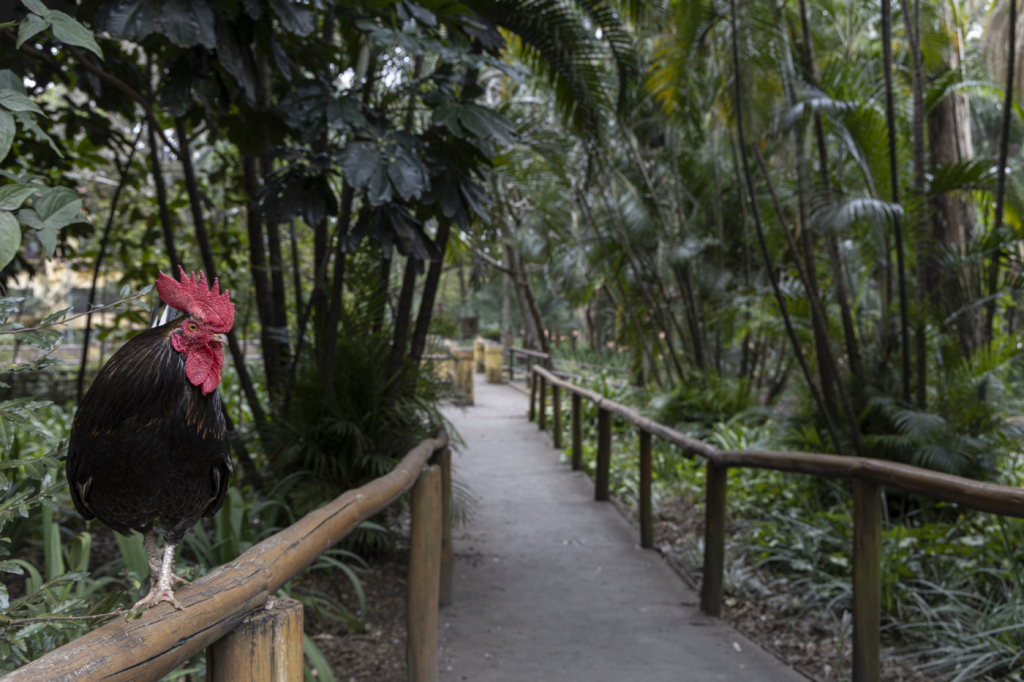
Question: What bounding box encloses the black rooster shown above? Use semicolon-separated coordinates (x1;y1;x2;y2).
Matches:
67;268;234;610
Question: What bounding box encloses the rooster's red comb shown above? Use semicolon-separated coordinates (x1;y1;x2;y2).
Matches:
155;266;234;334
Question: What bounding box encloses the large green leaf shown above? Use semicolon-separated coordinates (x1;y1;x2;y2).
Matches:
16;14;50;48
340;141;380;188
387;145;429;201
33;187;82;229
94;0;216;48
268;0;314;36
49;12;104;58
0;184;37;211
20;0;48;15
0;211;21;270
36;225;57;257
366;161;393;205
0;91;43;115
0;111;15;164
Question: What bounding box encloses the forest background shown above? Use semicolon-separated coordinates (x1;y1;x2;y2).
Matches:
0;0;1022;680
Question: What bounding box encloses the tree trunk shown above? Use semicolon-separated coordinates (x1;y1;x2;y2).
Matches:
243;154;284;397
507;243;548;355
501;257;512;348
262;156;290;365
729;0;848;455
882;0;912;404
147;122;180;271
409;220;453;362
321;185;355;402
387;256;418;400
175;117;266;425
988;0;1017;344
607;281;663;389
796;0;864;386
78;140;139;402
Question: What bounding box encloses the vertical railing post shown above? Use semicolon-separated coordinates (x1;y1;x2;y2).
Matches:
408;465;442;682
538;376;547;430
571;393;582;470
552;384;562;448
206;598;303;682
595;407;611;501
639;430;653;549
528;369;536;421
433;446;454;607
700;462;727;616
852;480;881;682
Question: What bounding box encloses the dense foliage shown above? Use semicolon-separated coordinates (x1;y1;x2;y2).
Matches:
0;0;1022;678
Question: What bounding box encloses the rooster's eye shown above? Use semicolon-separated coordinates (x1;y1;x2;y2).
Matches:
188;322;198;331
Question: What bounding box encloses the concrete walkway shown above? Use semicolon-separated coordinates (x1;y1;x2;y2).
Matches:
438;375;806;682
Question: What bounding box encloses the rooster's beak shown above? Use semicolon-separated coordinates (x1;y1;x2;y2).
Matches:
212;333;228;346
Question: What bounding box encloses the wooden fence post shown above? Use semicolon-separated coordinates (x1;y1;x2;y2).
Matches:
595;408;611;501
538;376;547;431
528;371;536;421
408;465;442;682
206;598;303;682
852;480;881;682
473;339;485;373
552;384;562;449
433;447;454;608
453;348;474;405
571;393;582;471
485;345;503;383
639;430;653;549
700;462;727;616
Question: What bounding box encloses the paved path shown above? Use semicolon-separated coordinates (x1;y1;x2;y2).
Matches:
438;375;805;682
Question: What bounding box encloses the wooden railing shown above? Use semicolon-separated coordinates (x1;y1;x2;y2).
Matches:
504;346;550;383
7;431;453;682
529;365;1024;682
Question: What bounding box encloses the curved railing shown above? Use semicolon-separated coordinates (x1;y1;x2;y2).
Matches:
529;365;1024;682
6;431;452;682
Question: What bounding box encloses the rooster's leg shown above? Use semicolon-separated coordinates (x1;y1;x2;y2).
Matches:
132;542;184;611
142;530;189;593
142;530;162;592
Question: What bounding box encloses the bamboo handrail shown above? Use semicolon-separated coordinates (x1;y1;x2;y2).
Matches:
7;432;449;682
532;366;1024;518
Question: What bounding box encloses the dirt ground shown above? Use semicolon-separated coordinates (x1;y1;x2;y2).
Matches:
306;552;410;682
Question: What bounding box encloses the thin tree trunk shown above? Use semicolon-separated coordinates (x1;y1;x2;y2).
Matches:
778;17;837;423
607;281;664;389
321;185;355;402
262;158;290;359
289;221;303;326
147;122;180;271
796;0;863;385
599;190;683;383
243;154;284;397
882;0;912;403
175;117;266;425
753;145;864;456
387;257;418;399
900;0;928;406
409;220;452;362
373;250;392;336
77;139;139;401
987;0;1017;343
501;257;511;348
728;0;846;455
